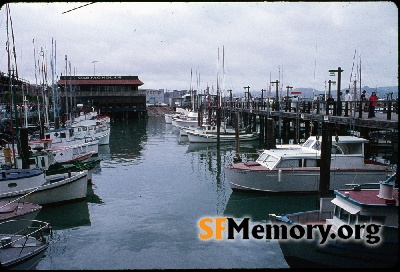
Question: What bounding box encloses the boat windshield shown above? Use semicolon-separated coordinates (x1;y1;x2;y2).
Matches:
302;139;315;148
257;153;279;168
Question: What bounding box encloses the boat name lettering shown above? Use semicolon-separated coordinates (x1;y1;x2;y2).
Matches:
198;217;381;245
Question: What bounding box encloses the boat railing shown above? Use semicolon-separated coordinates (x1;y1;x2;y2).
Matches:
0;219;52;249
1;186;40;201
285;210;333;224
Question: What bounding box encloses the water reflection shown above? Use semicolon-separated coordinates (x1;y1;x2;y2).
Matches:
224;191;322;221
35;199;91;230
87;183;104;204
106;119;147;165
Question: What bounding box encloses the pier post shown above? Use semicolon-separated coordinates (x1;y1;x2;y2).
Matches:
282;118;289;144
252;113;257;132
266;118;276;149
305;120;311;140
20;128;30;169
319;122;332;196
259;114;264;143
233;111;241;162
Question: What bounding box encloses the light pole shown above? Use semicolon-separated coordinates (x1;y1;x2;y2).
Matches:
329;67;343;116
92;61;99;76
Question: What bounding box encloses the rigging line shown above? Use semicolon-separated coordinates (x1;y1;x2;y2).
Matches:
7;4;19;81
62;2;96;14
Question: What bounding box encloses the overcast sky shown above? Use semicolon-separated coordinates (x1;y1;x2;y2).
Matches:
0;2;398;96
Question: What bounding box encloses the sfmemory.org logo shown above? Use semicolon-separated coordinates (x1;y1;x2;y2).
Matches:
198;217;382;245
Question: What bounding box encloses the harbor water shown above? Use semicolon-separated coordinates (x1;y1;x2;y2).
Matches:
34;116;322;270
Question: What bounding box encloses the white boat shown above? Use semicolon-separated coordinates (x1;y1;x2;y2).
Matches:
71;114;110;145
172;111;202;128
0;219;51;270
184;123;258;143
269;173;398;268
165;112;184;124
0;169;46;193
42;127;99;155
0;169;88;205
187;130;258;143
225;135;393;193
28;138;96;164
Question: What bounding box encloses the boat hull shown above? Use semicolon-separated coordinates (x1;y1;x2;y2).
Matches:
187;132;258;143
225;167;391;193
0;171;88;205
0;234;48;270
278;225;398;268
97;132;110;145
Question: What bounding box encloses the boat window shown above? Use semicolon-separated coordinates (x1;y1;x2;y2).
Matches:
349;214;357;225
357;214;369;224
334;206;340;218
257;153;268;162
257;154;279;168
276;159;300;168
304;159;318;167
331;145;343;154
7;182;17;188
60;132;66;138
311;141;321;151
336;143;362;155
338;207;350;223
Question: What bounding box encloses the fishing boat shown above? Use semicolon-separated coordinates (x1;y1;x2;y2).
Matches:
0;200;42;234
185;123;258;143
71;115;110;145
171;111;201;128
225;135;393;193
0;169;88;205
0;219;51;270
187;129;258;143
45;159;101;183
269;173;398;268
27;138;96;164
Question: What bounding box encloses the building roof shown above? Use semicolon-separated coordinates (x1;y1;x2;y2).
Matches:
58;76;144;86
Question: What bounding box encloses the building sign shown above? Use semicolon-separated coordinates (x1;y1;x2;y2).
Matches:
59;76;140;80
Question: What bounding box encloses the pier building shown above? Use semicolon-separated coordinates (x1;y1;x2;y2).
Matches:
57;75;146;119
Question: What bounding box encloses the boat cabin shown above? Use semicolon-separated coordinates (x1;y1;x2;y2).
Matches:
255;136;369;170
328;175;398;232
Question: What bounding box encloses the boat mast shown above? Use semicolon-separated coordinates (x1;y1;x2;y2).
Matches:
32;39;43;137
69;60;72;122
65;54;68;122
5;4;21;165
51;38;60;129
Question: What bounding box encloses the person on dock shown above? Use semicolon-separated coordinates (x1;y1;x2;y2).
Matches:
368;92;378;118
344;90;352;116
360;90;367;112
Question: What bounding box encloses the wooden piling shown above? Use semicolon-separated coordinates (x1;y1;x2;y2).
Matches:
319;122;332;196
20;127;30;169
